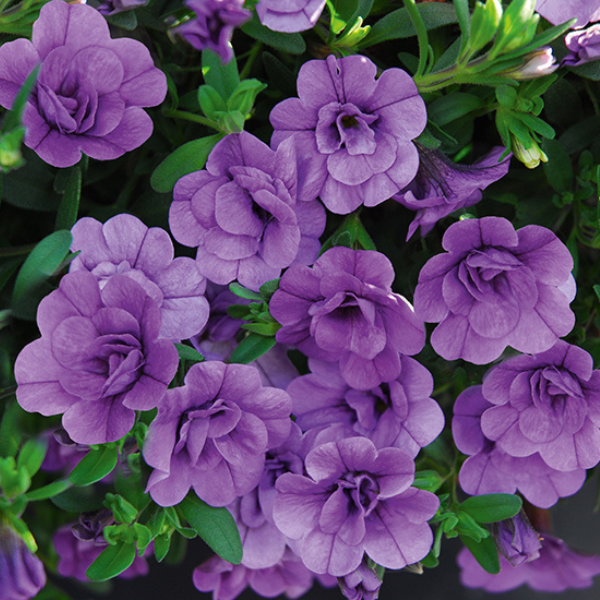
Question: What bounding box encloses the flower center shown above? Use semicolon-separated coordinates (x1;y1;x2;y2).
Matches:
339;472;380;516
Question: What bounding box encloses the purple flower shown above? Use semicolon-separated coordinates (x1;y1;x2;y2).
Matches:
0;0;167;168
492;513;541;567
143;361;292;507
0;522;45;600
170;132;325;292
40;429;87;473
395;146;511;240
414;217;575;364
271;247;425;390
70;214;209;341
287;358;444;458
193;549;317;600
339;559;382;600
480;341;600;471
535;0;600;27
453;385;586;508
458;535;600;593
273;437;439;576
256;0;326;33
15;272;178;445
174;0;251;63
96;0;147;15
270;55;426;214
564;24;600;65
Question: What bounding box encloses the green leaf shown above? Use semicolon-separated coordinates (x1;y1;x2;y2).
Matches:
150;134;223;193
241;18;306;54
51;486;106;512
0;401;24;457
226;304;251;320
12;230;72;317
17;438;48;477
228;79;267;117
174;343;205;364
542;139;573;193
259;278;280;300
69;445;119;487
26;479;71;501
229;333;277;364
198;85;227;119
360;3;457;48
412;470;443;492
154;534;171;563
241;322;281;336
106;9;138;30
460;534;501;574
229;282;263;301
55;166;82;231
133;523;152;554
202;49;240;100
86;541;137;581
428;93;485;127
459;493;522;523
104;493;138;525
179;495;242;564
328;0;360;35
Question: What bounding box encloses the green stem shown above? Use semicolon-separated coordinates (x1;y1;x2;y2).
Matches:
162;109;221;131
0;386;16;401
239;41;263;80
0;243;35;258
402;0;429;78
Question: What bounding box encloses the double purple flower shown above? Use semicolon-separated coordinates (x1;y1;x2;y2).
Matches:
256;0;326;33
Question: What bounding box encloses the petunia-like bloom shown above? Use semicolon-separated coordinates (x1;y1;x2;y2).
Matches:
287;358;444;458
453;385;586;508
338;559;383;600
174;0;251;63
96;0;147;15
395;146;511;240
0;522;46;600
564;24;600;65
256;0;326;33
15;272;178;445
193;549;319;600
143;361;292;507
480;341;600;472
535;0;600;27
491;513;541;567
270;55;426;214
273;437;439;577
0;0;167;168
414;216;575;364
70;214;209;341
271;247;425;390
170;132;325;292
458;535;600;593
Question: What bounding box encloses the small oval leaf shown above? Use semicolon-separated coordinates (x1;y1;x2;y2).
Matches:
69;445;118;487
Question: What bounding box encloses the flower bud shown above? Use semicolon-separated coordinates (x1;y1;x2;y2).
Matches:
506;48;559;80
491;512;541;566
512;137;548;168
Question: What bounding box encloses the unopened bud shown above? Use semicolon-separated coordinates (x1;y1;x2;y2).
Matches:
504;48;558;80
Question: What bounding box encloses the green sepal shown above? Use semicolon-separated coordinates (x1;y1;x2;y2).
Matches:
198;85;227;119
104;493;138;525
227;79;267;117
412;470;443;493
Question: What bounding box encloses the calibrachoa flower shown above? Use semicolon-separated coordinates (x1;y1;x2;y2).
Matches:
564;24;600;65
170;132;325;292
535;0;600;27
270;55;427;214
70;214;209;341
458;535;600;593
15;272;178;445
480;340;600;471
271;247;425;390
453;385;586;508
0;522;45;600
143;361;292;507
256;0;326;33
273;437;439;576
0;0;167;168
395;146;511;240
414;216;575;364
174;0;251;63
96;0;147;15
287;357;444;458
338;559;382;600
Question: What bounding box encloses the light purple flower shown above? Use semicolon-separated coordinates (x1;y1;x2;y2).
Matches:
70;214;208;341
143;361;292;507
458;535;600;593
0;523;45;600
15;273;178;445
564;24;600;65
270;55;426;214
535;0;600;27
339;559;382;600
395;146;511;240
96;0;147;15
453;385;586;508
0;0;167;168
170;132;325;292
414;216;575;364
193;549;318;600
256;0;326;33
492;513;541;567
271;247;425;390
174;0;251;63
273;437;439;577
287;358;444;458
